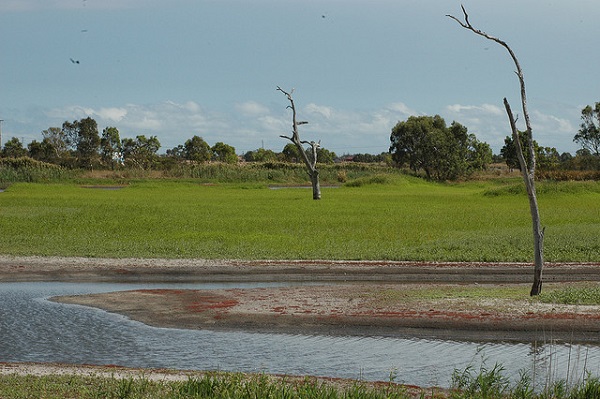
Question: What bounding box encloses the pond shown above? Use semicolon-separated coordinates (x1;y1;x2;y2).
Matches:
1;281;599;389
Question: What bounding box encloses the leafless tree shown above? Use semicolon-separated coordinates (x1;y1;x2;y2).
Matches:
277;86;321;200
448;6;545;295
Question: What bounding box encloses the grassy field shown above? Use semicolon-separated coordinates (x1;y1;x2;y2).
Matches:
0;175;599;261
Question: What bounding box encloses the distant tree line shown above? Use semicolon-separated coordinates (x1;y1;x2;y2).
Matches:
499;101;600;172
0;117;387;170
389;102;600;180
3;101;600;179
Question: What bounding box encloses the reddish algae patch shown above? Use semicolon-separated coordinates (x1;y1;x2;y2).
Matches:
186;297;239;313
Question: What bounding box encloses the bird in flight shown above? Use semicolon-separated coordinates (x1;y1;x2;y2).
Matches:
70;58;80;64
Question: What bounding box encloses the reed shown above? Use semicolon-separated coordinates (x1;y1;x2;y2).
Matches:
450;364;600;399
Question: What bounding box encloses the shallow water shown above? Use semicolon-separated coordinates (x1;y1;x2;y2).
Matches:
1;281;599;388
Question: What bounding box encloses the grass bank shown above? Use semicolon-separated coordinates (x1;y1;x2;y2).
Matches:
0;371;420;399
0;176;598;261
3;366;600;398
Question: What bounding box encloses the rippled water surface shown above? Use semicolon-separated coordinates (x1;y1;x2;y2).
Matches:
1;282;600;388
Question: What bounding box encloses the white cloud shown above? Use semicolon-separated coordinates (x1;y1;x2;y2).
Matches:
443;102;580;153
530;110;576;151
34;99;579;156
95;107;128;122
235;101;270;117
386;102;418;116
446;103;503;116
532;110;573;134
305;103;333;119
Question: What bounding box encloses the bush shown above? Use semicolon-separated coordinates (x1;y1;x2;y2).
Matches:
536;170;600;181
0;157;75;184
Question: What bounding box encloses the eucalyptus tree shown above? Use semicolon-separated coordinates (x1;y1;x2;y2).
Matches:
448;6;545;295
62;117;101;168
277;86;321;200
211;142;238;164
100;127;122;168
122;135;161;169
1;137;27;158
184;135;211;162
389;115;490;180
574;102;600;156
41;127;69;162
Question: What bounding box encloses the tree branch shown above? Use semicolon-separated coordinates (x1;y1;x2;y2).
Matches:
449;6;544;295
447;5;534;174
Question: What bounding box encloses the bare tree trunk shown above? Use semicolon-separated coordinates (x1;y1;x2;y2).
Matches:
504;99;545;295
277;86;322;200
448;6;544;295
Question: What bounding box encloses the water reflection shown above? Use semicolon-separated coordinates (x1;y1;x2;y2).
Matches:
1;282;599;388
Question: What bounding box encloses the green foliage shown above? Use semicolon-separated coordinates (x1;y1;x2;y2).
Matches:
0;157;75;184
243;148;278;162
211;142;238;164
390;115;492;180
100;126;123;168
159;162;399;184
122;135;161;169
501;131;533;172
344;174;392;187
1;137;28;158
185;135;211;162
500;132;561;172
575;102;600;156
62;117;101;168
540;285;600;305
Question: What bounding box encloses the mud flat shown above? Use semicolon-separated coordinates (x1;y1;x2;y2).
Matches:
2;255;593;342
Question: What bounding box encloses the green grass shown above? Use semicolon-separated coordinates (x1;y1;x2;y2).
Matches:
0;176;599;261
0;372;415;399
450;364;600;399
3;367;600;398
368;285;529;302
539;284;600;305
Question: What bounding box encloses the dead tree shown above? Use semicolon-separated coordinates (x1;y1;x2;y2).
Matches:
277;86;322;200
448;6;544;296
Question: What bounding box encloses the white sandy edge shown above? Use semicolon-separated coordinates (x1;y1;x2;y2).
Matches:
0;362;203;382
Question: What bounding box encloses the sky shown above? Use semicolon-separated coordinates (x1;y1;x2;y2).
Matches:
1;0;599;156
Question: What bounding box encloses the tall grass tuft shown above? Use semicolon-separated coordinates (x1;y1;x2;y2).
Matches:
450;364;600;399
450;364;510;398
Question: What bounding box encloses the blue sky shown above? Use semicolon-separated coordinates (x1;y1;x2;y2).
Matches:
1;0;598;156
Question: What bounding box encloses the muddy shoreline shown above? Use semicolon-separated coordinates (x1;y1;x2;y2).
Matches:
1;256;599;342
2;255;600;283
